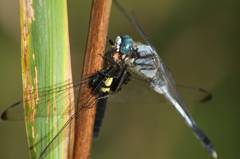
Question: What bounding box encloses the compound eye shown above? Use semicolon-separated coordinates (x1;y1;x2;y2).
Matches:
120;40;133;55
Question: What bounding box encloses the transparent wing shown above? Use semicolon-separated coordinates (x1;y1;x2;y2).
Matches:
113;0;150;45
130;74;212;105
0;73;95;121
177;84;212;103
0;79;99;159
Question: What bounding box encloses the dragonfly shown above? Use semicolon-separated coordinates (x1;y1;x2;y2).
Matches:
0;52;209;159
0;67;212;159
112;0;217;158
0;1;214;159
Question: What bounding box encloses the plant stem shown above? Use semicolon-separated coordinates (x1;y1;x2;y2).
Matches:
73;0;112;159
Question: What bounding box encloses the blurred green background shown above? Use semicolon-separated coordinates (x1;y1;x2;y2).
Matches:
0;0;239;159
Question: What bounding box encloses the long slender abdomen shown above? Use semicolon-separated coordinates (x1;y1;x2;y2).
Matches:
93;97;108;138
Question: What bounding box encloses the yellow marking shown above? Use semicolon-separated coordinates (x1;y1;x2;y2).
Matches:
101;87;110;93
104;77;113;86
100;77;113;93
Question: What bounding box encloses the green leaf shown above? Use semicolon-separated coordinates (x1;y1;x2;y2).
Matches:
19;0;74;158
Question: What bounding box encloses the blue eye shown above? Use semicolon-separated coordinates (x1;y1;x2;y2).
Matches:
120;35;133;54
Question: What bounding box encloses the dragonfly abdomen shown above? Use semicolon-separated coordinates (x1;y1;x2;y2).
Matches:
93;97;108;138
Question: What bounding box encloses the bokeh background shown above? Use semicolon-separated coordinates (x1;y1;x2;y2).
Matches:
0;0;239;159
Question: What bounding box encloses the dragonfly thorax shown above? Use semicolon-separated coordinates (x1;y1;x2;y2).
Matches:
123;44;160;80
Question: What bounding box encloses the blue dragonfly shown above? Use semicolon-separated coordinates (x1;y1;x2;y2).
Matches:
0;50;211;159
0;1;214;158
111;0;217;158
0;49;210;159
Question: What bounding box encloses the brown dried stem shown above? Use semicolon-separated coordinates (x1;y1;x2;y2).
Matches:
73;0;112;159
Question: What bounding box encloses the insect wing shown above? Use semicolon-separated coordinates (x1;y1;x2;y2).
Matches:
0;75;94;121
177;84;212;104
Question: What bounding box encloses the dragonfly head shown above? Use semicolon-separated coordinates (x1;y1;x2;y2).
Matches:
115;35;133;55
